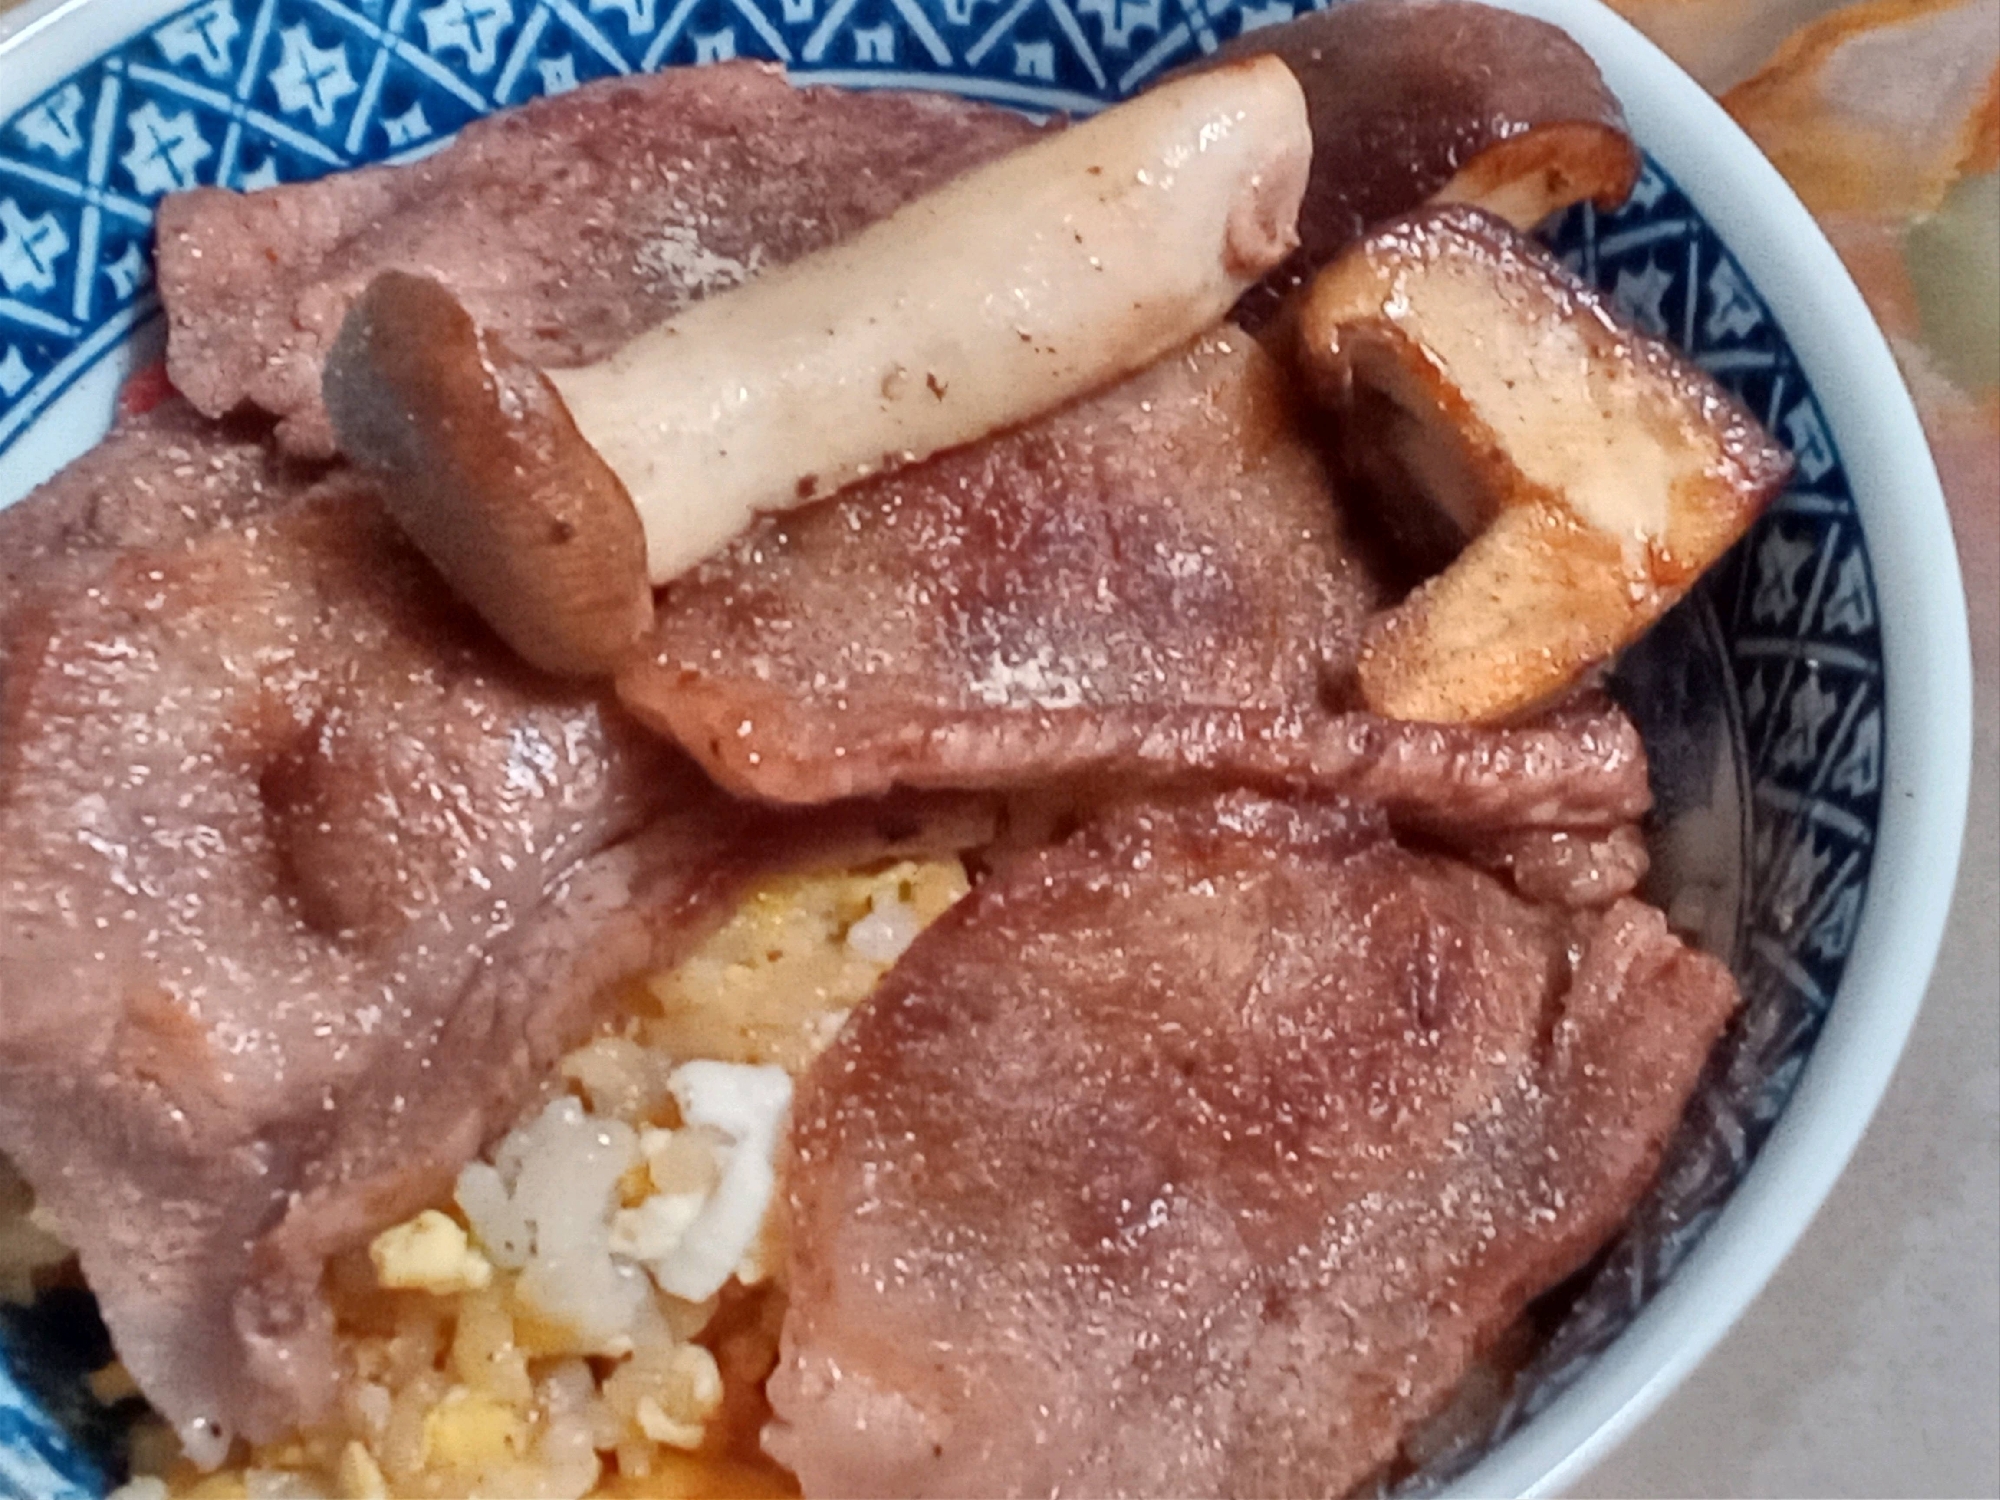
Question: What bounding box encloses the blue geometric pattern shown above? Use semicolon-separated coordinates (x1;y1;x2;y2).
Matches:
0;2;1881;1495
1414;171;1887;1484
0;1313;108;1500
1561;160;1885;1154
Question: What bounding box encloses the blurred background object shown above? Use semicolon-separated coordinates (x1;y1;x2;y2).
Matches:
1615;0;1997;578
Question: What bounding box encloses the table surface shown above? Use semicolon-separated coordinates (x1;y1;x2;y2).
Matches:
1;0;1994;1495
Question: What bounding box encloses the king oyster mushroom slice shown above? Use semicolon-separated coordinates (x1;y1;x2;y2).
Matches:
1298;204;1793;726
1206;0;1642;325
323;58;1311;679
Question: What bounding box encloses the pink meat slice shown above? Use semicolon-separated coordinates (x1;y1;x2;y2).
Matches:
155;64;1038;457
0;400;289;676
0;480;665;1445
770;790;1738;1498
0;465;980;1451
1447;822;1654;907
621;334;1651;830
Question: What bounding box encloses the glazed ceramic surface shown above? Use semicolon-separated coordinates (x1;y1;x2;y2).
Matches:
0;0;1970;1493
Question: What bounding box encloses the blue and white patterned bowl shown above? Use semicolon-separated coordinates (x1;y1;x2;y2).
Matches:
0;0;1972;1493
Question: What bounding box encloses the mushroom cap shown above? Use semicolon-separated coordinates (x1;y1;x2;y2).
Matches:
1205;0;1639;324
323;271;653;678
1298;205;1792;725
1430;119;1642;230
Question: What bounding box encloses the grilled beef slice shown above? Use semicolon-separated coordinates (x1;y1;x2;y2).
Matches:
0;469;670;1444
770;790;1737;1498
0;453;984;1448
622;332;1651;831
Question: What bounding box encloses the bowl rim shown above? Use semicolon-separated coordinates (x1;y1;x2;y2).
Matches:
1459;2;1972;1493
0;0;1976;1495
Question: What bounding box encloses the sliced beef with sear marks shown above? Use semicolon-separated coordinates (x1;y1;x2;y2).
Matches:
0;481;674;1447
0;468;987;1452
769;789;1736;1498
621;333;1651;831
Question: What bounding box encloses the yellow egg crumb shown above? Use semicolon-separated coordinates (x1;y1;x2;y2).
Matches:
422;1387;526;1471
509;1298;597;1358
369;1210;494;1295
644;861;969;1071
178;1476;249;1500
335;1441;388;1500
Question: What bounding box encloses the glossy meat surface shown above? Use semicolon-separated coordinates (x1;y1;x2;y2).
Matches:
770;791;1737;1497
623;332;1357;779
156;64;1037;456
0;480;693;1445
622;333;1651;830
0;400;288;678
1211;0;1633;321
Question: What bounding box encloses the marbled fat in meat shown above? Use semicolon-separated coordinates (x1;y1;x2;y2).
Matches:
155;64;1038;456
770;790;1737;1498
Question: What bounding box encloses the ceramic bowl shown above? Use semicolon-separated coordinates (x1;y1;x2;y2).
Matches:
0;0;1973;1493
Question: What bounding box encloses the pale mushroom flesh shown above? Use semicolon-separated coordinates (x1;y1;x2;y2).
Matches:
1298;204;1794;725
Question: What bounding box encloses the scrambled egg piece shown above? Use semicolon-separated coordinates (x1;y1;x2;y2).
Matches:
132;859;968;1500
369;1211;494;1296
423;1388;527;1470
643;860;969;1073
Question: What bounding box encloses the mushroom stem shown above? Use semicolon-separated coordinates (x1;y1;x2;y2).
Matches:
327;59;1310;677
1427;120;1641;231
1297;206;1793;725
547;55;1311;586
